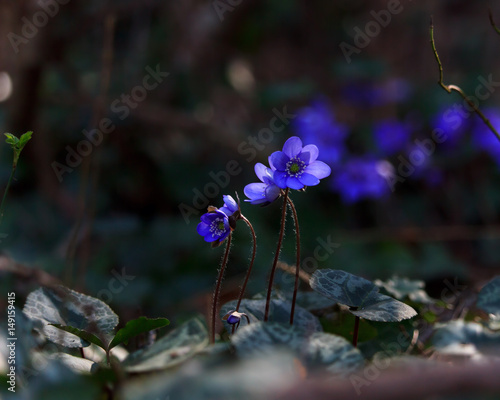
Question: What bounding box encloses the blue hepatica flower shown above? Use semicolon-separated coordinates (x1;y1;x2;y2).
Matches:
373;119;412;156
331;158;394;203
244;163;281;205
293;99;348;166
471;109;500;164
222;310;250;328
269;136;331;190
197;209;231;243
219;194;239;217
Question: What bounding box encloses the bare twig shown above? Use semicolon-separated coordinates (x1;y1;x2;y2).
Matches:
489;8;500;35
429;17;500;143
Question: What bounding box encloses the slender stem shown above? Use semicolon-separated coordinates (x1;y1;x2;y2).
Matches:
353;315;360;347
429;18;500;143
211;233;232;344
0;166;16;226
264;188;289;322
235;215;257;311
287;196;301;325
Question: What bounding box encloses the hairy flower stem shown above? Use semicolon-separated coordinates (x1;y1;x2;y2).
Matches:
264;188;289;322
211;233;232;344
0;165;16;225
353;316;360;347
287;197;301;325
235;216;257;311
231;216;257;334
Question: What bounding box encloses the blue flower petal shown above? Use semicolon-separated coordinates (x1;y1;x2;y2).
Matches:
282;136;303;158
269;151;289;171
197;222;211;236
286;176;304;190
203;233;219;242
298;173;320;186
222;195;238;213
301;144;319;163
244;183;266;200
254;163;269;182
265;184;281;202
304;161;331;179
273;170;288;189
201;213;216;224
298;151;311;164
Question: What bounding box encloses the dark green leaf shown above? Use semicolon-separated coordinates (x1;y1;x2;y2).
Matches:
18;130;33;149
4;133;19;146
50;324;105;349
109;317;170;350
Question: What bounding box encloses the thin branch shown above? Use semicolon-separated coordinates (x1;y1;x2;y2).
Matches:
429;17;500;143
489;8;500;35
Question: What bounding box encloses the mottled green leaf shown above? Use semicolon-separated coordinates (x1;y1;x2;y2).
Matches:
477;276;500;315
23;286;118;348
310;269;417;322
375;276;434;304
310;269;379;308
231;322;308;356
350;294;418;322
433;320;500;358
109;317;170;350
123;317;208;372
302;332;364;376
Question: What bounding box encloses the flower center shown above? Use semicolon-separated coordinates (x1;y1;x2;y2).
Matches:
286;157;306;177
210;217;226;237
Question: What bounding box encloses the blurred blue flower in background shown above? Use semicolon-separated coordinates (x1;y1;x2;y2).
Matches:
342;78;412;107
293;99;348;166
431;107;469;149
373;118;413;156
471;109;500;165
331;158;394;203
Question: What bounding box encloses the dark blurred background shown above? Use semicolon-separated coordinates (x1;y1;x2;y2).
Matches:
1;0;500;324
